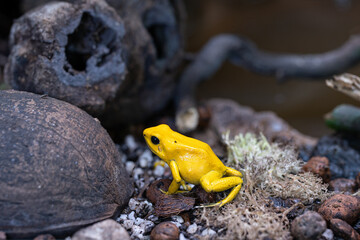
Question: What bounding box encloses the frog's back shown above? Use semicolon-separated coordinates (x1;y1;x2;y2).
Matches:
171;131;226;184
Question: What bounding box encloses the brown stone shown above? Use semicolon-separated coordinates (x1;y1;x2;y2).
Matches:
150;222;179;240
318;194;360;225
206;99;317;148
291;211;327;240
72;219;130;240
328;178;356;193
0;90;133;238
33;234;55;240
6;0;185;127
329;218;360;240
302;156;331;183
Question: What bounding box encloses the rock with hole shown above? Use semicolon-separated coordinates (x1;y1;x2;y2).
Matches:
5;0;184;126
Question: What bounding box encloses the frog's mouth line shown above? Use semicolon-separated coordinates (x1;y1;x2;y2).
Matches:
145;141;160;157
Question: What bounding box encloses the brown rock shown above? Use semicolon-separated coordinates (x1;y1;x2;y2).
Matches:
302;156;331;183
318;194;360;225
0;90;133;238
329;218;360;240
72;219;130;240
291;211;327;240
33;234;55;240
206;99;317;148
150;222;179;240
6;0;185;127
328;178;356;193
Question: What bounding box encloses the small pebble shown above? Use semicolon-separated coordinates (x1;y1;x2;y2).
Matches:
117;214;128;221
302;156;331;183
125;135;137;152
131;225;145;239
290;211;326;240
171;215;184;224
154;165;165;176
135;217;144;225
150;222;179;240
147;215;158;222
187;223;197;234
201;228;216;236
139;158;148;168
321;229;334;240
133;168;144;180
121;154;127;163
122;220;134;230
126;161;135;174
137;200;153;215
139;150;152;168
129;198;140;211
179;233;188;240
171;221;182;228
328;178;356;193
140;220;155;233
128;211;136;221
136;179;145;189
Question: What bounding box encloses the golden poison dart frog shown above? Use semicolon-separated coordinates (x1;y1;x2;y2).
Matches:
143;124;243;207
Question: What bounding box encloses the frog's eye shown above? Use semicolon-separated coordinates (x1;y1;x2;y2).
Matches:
151;136;160;145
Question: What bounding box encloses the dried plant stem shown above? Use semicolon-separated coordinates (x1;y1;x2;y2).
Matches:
176;34;360;132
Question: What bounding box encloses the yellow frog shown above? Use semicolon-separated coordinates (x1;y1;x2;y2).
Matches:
143;124;243;207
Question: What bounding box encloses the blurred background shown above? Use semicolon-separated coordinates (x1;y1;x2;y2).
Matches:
183;0;360;137
1;0;360;137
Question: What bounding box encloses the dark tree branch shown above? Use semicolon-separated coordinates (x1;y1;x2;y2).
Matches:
175;34;360;132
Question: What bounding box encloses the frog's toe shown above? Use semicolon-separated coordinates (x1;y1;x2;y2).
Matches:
183;184;193;191
175;189;190;194
159;189;169;195
199;201;223;208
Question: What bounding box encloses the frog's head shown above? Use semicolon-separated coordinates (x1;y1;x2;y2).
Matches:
143;124;174;161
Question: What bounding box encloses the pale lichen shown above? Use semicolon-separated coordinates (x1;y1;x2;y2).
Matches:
196;132;329;240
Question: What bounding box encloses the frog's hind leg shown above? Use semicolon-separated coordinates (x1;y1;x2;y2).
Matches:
225;166;242;177
200;170;243;207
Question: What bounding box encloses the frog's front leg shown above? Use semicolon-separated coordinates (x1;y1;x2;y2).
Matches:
161;160;183;194
200;170;243;207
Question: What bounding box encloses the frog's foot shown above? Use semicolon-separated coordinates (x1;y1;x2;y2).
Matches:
179;180;192;192
200;170;243;207
153;160;166;168
175;190;191;194
159;188;170;195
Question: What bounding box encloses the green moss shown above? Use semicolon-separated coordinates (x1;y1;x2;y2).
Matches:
196;133;329;240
